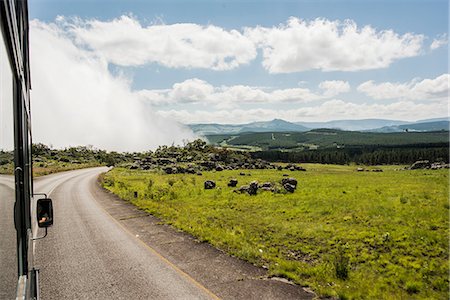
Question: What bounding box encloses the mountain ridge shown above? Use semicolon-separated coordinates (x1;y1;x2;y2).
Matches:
188;117;449;135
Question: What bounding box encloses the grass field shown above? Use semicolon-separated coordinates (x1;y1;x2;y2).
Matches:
102;164;449;299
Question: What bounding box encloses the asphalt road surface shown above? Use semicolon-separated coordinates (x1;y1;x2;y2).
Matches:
34;168;217;300
0;176;17;300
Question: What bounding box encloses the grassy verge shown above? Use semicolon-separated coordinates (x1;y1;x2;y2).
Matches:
32;160;102;177
101;164;449;299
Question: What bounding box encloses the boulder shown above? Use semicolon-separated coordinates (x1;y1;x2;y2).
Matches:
228;179;238;187
281;177;297;188
259;182;273;189
283;183;296;193
215;164;224;171
204;180;216;189
248;181;259;195
235;185;249;193
409;160;431;170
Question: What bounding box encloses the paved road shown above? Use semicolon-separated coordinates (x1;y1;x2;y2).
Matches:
0;177;17;300
34;168;216;299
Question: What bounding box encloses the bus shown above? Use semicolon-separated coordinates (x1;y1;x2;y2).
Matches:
1;0;53;298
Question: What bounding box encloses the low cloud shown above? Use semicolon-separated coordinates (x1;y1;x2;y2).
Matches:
245;17;424;73
30;20;197;152
159;98;448;124
319;80;350;97
136;78;352;108
60;15;256;70
357;74;449;100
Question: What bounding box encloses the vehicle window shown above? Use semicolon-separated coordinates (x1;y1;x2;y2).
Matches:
0;28;17;299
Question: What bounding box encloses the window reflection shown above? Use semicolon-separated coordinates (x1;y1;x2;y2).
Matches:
0;28;17;299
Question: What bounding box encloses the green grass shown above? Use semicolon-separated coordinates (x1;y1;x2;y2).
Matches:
102;164;449;299
32;160;102;177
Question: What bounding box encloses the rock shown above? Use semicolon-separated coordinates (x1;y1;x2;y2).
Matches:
277;165;283;171
283;183;296;193
215;165;224;171
431;162;450;170
196;172;203;176
235;185;249;193
259;182;273;189
186;168;196;174
282;174;289;177
228;179;238;187
281;177;297;188
129;164;139;170
372;169;383;172
164;167;178;174
248;181;259;195
239;172;246;176
356;167;364;172
204;180;216;189
409;160;431;170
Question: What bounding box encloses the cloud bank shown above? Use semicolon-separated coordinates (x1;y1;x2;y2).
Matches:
245;18;424;73
61;15;256;71
55;15;425;73
135;79;350;108
30;20;196;152
357;74;449;100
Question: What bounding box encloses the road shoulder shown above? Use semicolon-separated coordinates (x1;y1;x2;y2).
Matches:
90;174;315;300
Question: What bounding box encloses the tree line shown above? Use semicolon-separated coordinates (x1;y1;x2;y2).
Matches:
251;144;449;165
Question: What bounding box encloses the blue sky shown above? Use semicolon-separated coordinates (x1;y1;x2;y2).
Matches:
28;0;449;150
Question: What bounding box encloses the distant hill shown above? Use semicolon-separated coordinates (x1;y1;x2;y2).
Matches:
296;119;409;131
370;121;450;133
189;117;450;135
189;119;309;135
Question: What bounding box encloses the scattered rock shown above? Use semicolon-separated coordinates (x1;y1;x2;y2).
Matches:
281;177;297;188
204;180;216;189
409;160;431;170
431;162;450;169
283;183;296;193
248;181;259;195
235;185;249;193
259;182;273;189
228;179;238;187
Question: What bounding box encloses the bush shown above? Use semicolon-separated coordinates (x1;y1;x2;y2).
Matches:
333;244;350;280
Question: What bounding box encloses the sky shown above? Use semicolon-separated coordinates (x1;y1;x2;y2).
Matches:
28;0;449;151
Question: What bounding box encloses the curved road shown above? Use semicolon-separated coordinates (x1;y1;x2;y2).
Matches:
34;168;216;299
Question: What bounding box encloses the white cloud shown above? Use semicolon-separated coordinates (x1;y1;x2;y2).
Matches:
30;20;197;152
61;15;256;70
357;74;449;100
319;80;350;97
245;17;424;73
430;34;448;50
158;98;448;124
134;78;348;107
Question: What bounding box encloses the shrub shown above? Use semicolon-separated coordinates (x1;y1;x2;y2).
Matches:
333;244;350;280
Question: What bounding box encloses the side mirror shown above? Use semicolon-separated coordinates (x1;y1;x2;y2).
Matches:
36;198;53;228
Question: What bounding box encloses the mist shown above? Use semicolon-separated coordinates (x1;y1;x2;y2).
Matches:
29;20;197;152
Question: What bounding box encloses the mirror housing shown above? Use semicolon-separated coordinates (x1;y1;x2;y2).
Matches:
36;198;53;228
